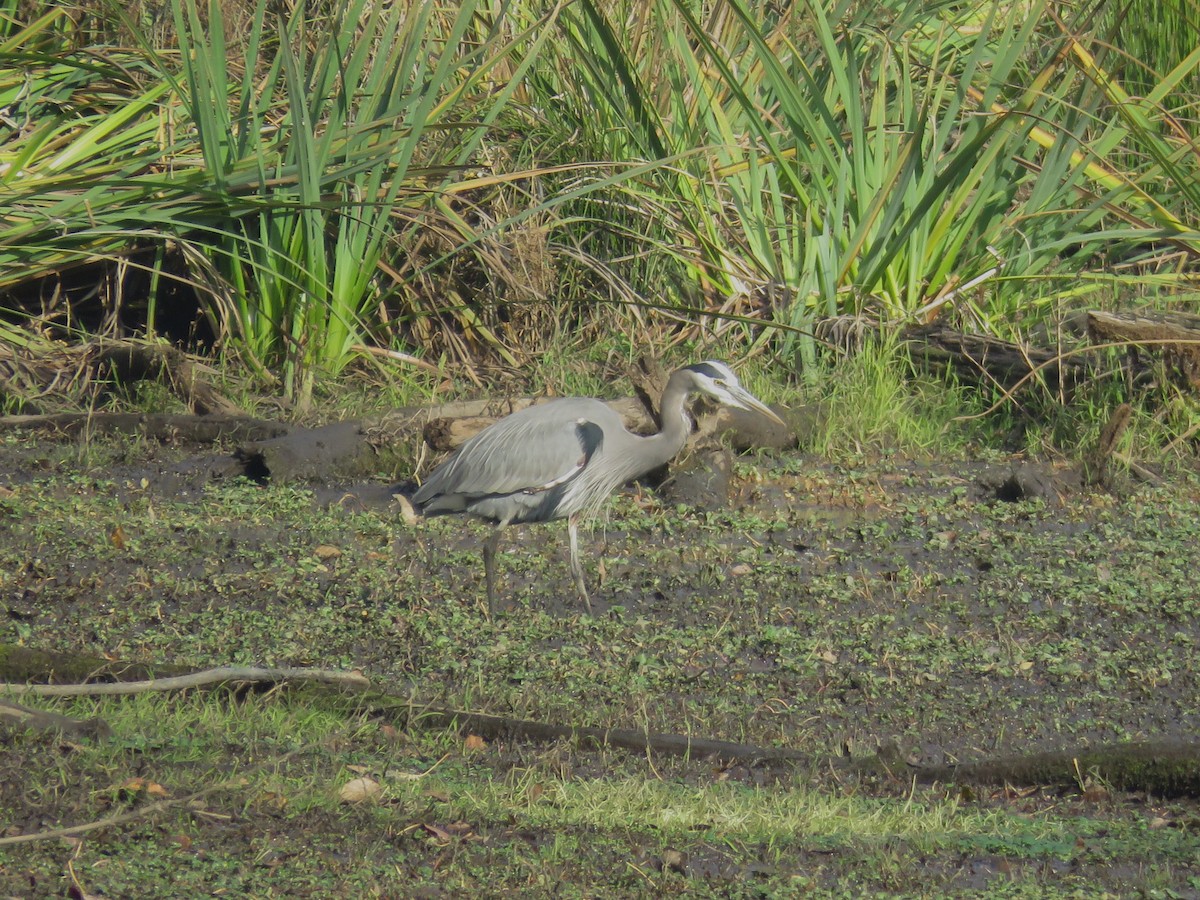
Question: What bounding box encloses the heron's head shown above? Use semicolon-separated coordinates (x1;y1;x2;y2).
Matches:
683;361;785;426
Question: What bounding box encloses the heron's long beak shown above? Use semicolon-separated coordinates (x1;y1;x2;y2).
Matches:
730;387;787;427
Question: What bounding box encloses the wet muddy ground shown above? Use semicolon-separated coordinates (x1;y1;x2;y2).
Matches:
2;430;1199;895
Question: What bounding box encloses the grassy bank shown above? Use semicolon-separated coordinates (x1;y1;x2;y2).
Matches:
2;407;1200;893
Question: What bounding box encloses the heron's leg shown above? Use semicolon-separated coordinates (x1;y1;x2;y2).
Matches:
483;526;503;619
567;515;592;614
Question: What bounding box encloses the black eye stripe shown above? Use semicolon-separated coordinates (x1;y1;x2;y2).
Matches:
687;362;725;380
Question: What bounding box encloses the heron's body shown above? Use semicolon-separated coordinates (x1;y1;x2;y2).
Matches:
413;361;783;614
414;399;623;526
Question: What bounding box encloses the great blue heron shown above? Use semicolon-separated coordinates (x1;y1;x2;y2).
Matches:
413;361;784;615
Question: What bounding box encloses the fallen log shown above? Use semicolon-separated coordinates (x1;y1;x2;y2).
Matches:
0;336;241;415
6;644;1200;797
92;339;243;416
1088;309;1200;389
902;323;1088;393
420;397;651;452
910;740;1200;798
232;420;387;483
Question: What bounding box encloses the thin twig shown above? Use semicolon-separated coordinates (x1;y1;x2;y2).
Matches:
0;665;370;697
909;251;1003;323
1112;451;1164;484
351;344;441;373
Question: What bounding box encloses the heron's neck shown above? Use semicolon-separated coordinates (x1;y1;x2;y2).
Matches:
637;372;695;471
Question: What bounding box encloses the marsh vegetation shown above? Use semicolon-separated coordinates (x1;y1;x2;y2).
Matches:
4;0;1200;894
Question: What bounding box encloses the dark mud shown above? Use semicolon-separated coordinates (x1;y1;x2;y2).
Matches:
2;431;1200;895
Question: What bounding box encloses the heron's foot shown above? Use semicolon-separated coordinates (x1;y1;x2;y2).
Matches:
572;571;592;615
566;517;593;615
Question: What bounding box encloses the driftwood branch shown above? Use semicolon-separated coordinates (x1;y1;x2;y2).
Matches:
627;356;671;424
0;351;796;484
418;397;652;452
0;786;213;848
0;644;184;685
416;396;797;456
0;698;110;739
1082;403;1134;487
1;665;369;697
904;311;1200;403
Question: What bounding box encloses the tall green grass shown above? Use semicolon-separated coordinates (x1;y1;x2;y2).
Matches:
534;0;1200;371
0;7;182;289
4;0;1200;398
165;0;555;405
2;0;557;403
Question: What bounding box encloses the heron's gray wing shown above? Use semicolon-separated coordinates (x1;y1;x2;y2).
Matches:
414;400;613;503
